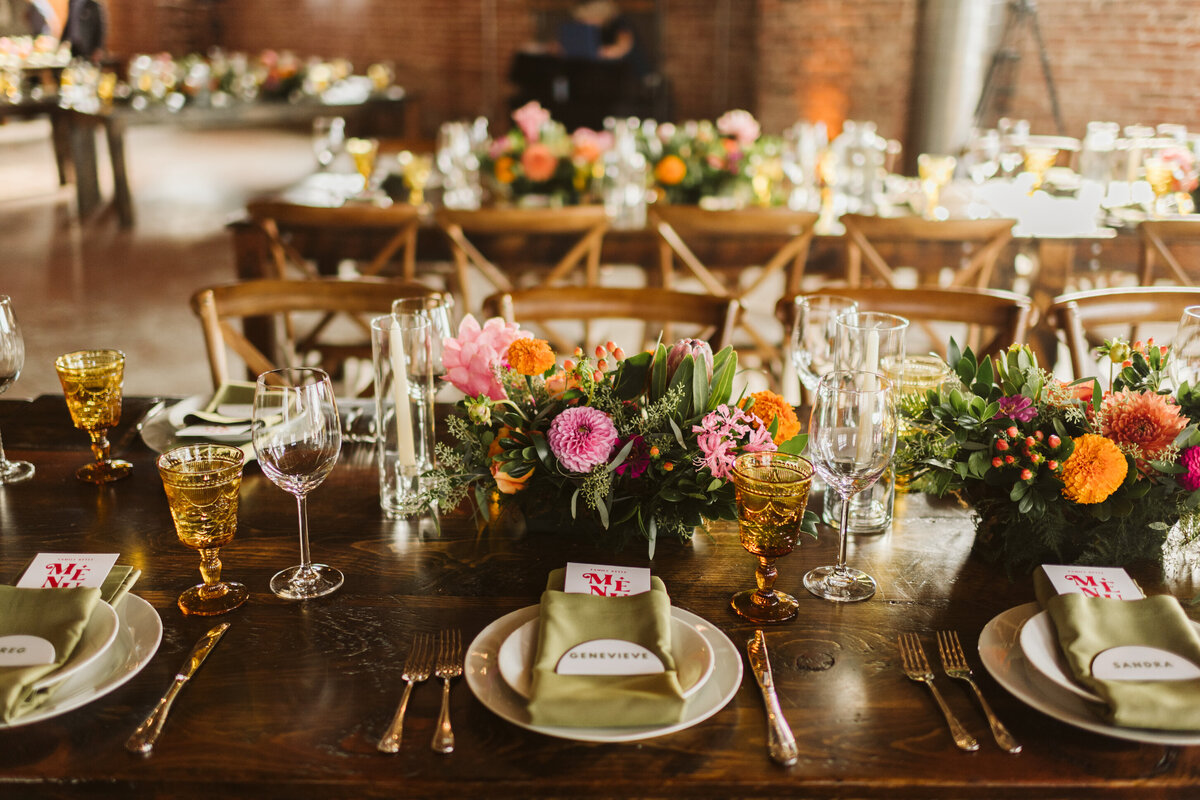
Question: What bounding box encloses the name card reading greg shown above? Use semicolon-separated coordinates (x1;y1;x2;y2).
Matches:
555;639;666;676
563;562;651;596
0;635;56;667
1039;564;1144;600
1092;646;1200;682
16;553;120;590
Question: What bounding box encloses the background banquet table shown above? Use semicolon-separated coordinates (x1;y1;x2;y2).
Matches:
1;395;1199;799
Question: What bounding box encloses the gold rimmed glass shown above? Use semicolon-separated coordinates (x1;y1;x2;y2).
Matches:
346;137;381;200
54;349;132;483
158;444;248;616
730;451;815;624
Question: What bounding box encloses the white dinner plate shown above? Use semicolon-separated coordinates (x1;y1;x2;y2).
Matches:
142;395;255;460
0;594;163;729
29;600;120;692
979;602;1200;746
466;605;742;743
496;610;716;701
1018;609;1104;703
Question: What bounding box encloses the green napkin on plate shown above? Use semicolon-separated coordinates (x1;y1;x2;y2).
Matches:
1040;588;1200;730
0;584;102;724
526;568;687;728
100;565;141;608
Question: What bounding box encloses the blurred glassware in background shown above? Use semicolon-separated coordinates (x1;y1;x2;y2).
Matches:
831;120;886;216
602;117;648;229
963;128;1000;184
782;120;827;212
312;116;345;170
437;120;482;209
996;117;1029;178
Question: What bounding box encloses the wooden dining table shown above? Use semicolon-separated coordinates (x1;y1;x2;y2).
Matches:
1;394;1199;798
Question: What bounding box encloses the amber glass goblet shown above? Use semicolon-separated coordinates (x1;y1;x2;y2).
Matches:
730;451;815;624
54;349;132;483
158;444;248;616
346;137;380;199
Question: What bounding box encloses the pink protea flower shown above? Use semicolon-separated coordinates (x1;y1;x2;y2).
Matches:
512;101;550;142
693;404;776;479
547;406;618;473
1181;446;1200;491
715;109;761;148
666;339;713;381
442;314;529;400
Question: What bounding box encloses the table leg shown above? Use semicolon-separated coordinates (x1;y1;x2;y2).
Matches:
104;118;134;228
49;108;72;186
1030;239;1077;369
68;116;101;219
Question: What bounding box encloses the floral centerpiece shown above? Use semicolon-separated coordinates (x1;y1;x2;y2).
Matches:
900;338;1200;574
422;316;818;557
479;101;611;205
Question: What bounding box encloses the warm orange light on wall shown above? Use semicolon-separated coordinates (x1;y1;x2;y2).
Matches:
797;83;848;139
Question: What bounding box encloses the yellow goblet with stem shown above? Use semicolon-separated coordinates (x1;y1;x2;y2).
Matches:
1022;145;1059;195
55;349;132;483
397;151;434;206
158;444;248;616
917;153;956;219
346;137;380;199
1143;156;1174;217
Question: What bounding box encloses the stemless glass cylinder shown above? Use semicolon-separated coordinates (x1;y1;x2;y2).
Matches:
392;294;455;387
0;296;34;483
252;368;344;600
729;451;814;624
372;313;435;517
158;444;248;616
54;349;132;483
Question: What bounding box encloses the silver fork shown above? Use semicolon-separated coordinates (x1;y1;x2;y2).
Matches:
378;633;434;753
431;628;463;754
937;630;1022;753
898;633;979;752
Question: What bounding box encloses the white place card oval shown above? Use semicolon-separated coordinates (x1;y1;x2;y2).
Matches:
1092;646;1200;682
0;635;56;667
556;639;665;676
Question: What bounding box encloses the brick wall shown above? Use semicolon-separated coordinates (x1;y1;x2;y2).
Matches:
104;0;1200;148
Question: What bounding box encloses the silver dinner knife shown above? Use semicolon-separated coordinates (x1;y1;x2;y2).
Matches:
125;622;231;755
746;629;799;767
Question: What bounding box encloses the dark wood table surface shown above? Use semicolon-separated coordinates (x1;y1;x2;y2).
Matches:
2;395;1199;798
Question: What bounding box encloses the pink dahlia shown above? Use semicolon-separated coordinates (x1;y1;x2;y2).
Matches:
1181;446;1200;491
1100;390;1186;463
442;314;529;400
547;406;618;473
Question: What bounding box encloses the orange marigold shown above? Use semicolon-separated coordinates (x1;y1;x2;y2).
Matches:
507;337;556;376
740;390;801;444
1060;434;1128;504
1100;390;1186;462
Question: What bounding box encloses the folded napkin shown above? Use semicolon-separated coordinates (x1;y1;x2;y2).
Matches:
526;568;687;728
1036;576;1200;730
0;584;102;723
181;381;256;426
100;565;141;608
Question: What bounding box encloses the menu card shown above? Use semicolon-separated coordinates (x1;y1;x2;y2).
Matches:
15;553;120;590
563;562;651;596
1036;564;1144;601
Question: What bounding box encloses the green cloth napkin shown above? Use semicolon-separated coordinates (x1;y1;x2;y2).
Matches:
100;565;141;608
526;568;687;728
1036;580;1200;730
0;584;102;724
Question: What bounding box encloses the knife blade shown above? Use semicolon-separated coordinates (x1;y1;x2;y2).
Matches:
746;629;799;766
125;622;231;755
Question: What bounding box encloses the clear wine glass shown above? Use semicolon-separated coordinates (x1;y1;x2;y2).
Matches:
0;296;34;483
1170;306;1200;391
790;295;858;396
252;367;344;600
393;294;454;387
804;370;897;603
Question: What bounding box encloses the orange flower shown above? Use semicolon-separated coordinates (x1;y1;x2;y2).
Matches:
545;370;581;399
494;156;516;184
491;462;532;494
1060;434;1128;504
521;143;558;182
739;390;801;444
1100;390;1186;462
507;337;556;376
487;426;514;459
654;154;687;186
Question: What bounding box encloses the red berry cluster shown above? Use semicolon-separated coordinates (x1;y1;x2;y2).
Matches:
990;425;1066;482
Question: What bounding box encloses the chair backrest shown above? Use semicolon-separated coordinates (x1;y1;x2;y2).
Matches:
481;287;740;353
190;277;440;390
1138;217;1200;285
839;214;1016;290
245;200;422;280
1050;286;1200;379
435;206;610;312
778;285;1034;361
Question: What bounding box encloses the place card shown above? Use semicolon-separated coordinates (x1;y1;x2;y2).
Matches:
563;562;651;596
0;635;55;667
16;553;120;590
1092;646;1200;682
1038;564;1144;600
556;639;665;676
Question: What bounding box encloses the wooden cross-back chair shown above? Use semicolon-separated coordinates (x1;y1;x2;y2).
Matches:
1138;217;1200;286
650;205;820;375
778;286;1035;366
482;287;740;354
1049;286;1200;379
435;205;610;313
190;277;440;391
840;214;1017;290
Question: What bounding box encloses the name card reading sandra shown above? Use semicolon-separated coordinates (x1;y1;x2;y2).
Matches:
16;553;120;590
555;639;665;676
0;635;56;667
1040;564;1144;600
563;562;651;596
1092;646;1200;682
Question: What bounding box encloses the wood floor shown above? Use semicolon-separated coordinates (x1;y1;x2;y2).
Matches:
0;118;316;400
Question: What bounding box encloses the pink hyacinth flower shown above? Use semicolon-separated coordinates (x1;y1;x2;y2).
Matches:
442;314;529;401
512;101;551;143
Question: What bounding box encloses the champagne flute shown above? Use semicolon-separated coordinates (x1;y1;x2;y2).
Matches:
54;349;132;483
804;370;897;602
252;368;344;600
0;296;34;483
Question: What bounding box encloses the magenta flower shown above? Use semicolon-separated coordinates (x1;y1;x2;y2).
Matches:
716;109;761;148
692;404;775;479
548;406;619;473
1181;446;1200;491
995;394;1037;423
511;101;551;143
442;314;529;400
613;435;650;478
